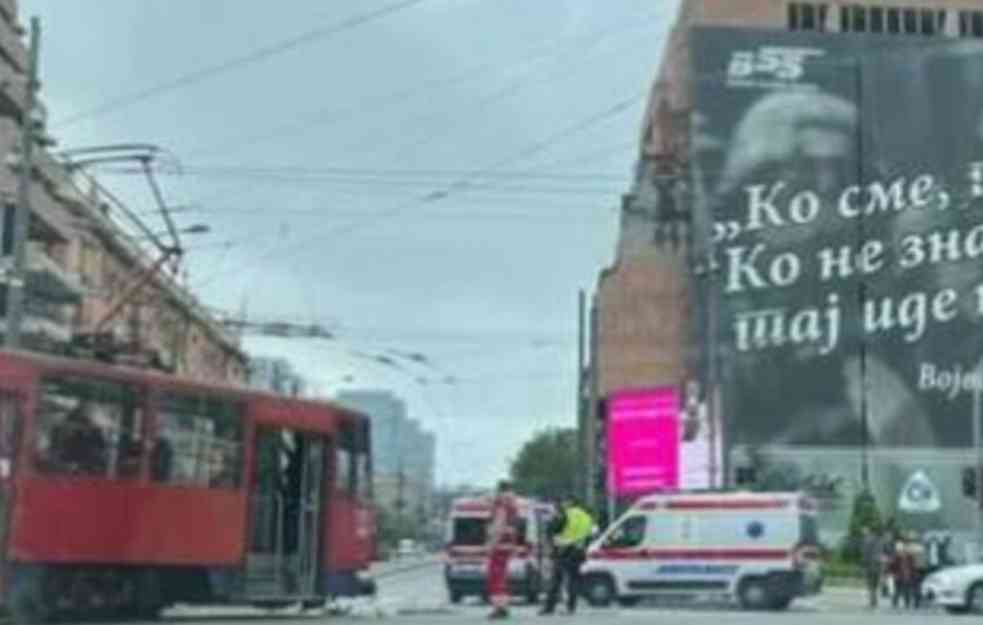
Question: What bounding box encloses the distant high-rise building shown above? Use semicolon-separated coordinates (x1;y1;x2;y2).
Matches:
335;389;436;520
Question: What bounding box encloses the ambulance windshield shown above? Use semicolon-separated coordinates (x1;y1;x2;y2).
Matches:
452;518;487;546
452;517;529;546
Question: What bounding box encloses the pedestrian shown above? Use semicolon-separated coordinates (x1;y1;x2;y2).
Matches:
881;529;897;602
908;531;927;609
892;532;916;609
541;501;567;606
925;532;942;578
486;480;518;620
861;525;884;609
940;534;954;566
540;496;595;616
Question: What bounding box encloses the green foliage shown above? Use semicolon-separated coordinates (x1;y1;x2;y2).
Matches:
824;550;863;581
376;506;420;554
841;490;882;563
509;427;579;501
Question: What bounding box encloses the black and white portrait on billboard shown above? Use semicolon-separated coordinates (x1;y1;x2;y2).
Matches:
690;27;983;535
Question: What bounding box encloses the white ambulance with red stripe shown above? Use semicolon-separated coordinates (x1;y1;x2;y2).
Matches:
581;491;822;610
443;495;554;604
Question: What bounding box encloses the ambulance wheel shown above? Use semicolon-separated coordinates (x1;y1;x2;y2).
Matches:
448;590;462;604
583;573;615;608
737;578;772;610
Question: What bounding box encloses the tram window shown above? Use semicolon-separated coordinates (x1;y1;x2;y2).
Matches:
36;376;143;478
153;394;243;489
336;428;355;495
0;394;19;478
336;446;354;494
356;453;371;499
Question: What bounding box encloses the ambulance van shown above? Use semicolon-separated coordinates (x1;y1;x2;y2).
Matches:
581;491;822;610
443;495;554;604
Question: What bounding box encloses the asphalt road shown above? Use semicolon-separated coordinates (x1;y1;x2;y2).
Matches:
119;563;967;625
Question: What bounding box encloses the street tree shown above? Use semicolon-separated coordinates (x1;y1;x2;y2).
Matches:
509;427;579;501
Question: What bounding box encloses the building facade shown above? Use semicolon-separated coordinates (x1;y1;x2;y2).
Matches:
0;0;246;383
594;0;983;544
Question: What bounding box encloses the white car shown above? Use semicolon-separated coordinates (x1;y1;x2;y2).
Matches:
922;565;983;614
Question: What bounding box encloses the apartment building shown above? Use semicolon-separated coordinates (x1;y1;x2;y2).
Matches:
0;0;246;383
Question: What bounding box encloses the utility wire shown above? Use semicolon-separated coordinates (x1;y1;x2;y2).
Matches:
382;21;659;166
107;164;627;182
199;89;643;284
184;8;665;159
53;0;427;128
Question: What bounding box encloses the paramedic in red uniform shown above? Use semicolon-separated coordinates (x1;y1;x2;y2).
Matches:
486;480;518;620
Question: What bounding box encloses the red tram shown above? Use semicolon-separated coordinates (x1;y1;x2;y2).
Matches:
0;349;377;622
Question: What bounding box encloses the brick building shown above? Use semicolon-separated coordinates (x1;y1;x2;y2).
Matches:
0;0;246;383
591;0;983;512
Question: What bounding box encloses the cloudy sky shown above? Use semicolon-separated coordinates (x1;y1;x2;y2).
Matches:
24;0;676;487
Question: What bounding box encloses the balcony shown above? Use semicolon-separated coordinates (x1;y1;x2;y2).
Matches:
0;1;17;26
0;313;72;346
29;180;73;243
0;8;25;74
22;242;84;304
0;72;25;119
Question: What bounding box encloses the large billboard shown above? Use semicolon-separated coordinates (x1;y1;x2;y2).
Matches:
690;27;983;533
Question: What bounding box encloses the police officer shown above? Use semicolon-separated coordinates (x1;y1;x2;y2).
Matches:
540;496;594;615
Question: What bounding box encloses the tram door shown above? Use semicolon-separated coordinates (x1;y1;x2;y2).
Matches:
247;427;325;598
0;392;20;589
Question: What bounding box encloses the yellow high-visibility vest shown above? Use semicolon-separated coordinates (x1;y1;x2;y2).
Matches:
555;506;594;548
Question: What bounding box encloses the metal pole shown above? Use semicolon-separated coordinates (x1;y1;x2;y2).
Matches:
974;358;983;558
6;17;41;349
577;290;589;506
854;59;870;493
707;269;723;488
690;135;723;490
588;295;601;516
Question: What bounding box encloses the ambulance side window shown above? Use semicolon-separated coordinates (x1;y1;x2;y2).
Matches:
605;515;647;549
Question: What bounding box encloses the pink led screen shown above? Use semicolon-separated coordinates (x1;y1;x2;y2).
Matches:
607;387;681;496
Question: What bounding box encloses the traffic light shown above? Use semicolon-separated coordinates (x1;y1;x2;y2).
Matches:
963;466;977;498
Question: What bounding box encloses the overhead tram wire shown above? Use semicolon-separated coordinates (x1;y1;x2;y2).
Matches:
52;0;428;128
105;164;627;183
197;88;645;283
362;16;664;164
183;7;667;159
381;22;661;166
168;11;659;245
